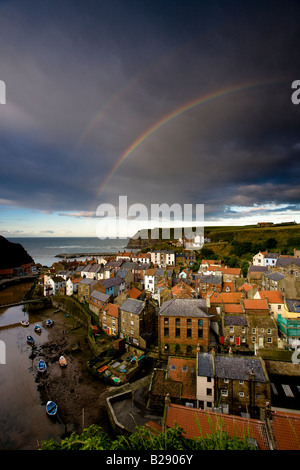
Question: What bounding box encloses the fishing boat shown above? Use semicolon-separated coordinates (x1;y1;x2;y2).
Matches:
46;401;58;416
59;355;67;367
20;320;29;327
27;335;35;345
34;325;42;333
38;360;47;373
46;319;53;327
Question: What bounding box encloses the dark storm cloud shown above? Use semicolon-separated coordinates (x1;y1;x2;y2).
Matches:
0;0;299;223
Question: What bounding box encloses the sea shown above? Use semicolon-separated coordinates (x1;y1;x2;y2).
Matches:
7;237;131;268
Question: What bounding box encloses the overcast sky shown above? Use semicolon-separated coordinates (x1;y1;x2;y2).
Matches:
1;0;300;237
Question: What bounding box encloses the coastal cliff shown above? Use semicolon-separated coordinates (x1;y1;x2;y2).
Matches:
0;235;34;268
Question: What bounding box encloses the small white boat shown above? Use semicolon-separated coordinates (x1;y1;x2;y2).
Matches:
46;319;53;327
59;356;67;367
20;320;29;327
34;325;42;333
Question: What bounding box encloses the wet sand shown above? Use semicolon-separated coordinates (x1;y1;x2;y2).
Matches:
32;307;113;438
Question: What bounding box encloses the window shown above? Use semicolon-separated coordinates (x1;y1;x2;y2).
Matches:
164;327;169;337
242;327;246;333
206;388;212;396
252;337;256;343
230;336;234;342
131;320;134;326
221;390;228;396
175;318;180;327
252;328;256;334
239;392;245;397
164;318;169;324
198;329;203;339
224;378;229;383
198;319;203;326
187;328;192;338
267;337;272;343
182;366;188;372
239;380;244;385
175;328;180;338
230;326;234;333
187;318;192;327
267;328;271;334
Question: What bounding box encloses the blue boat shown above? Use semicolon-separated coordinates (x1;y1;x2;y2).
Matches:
46;400;58;416
34;325;42;333
46;319;53;327
38;360;47;373
27;335;35;345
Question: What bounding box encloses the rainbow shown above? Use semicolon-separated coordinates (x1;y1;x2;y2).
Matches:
96;78;285;198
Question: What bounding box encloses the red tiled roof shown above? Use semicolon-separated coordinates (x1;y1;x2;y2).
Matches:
127;287;143;299
223;304;244;314
243;299;269;310
271;411;300;450
165;404;270;449
210;292;243;304
103;303;119;318
258;290;284;304
168;357;196;400
238;283;254;292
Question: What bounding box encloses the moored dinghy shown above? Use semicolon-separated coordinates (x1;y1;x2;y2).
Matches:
46;319;53;327
59;355;67;367
27;335;35;345
46;400;58;416
34;325;42;333
38;360;47;373
20;320;29;327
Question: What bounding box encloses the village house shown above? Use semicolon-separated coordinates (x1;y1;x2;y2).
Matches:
96;277;125;298
102;303;119;337
196;352;270;418
220;266;241;282
243;298;269;316
131;252;151;264
252;251;265;266
148;356;197;410
222;314;248;349
133;263;151;283
247;315;278;351
115;251;132;261
264;252;281;268
43;274;66;296
261;271;285;292
114;268;134;288
144;268;157;293
247;265;269;285
254;290;284;318
194;274;222;295
158;298;213;358
238;282;258;298
171;281;196;299
65;276;80;296
77;278;98;302
277;298;300;349
150;250;175;267
88;289;110;317
119;298;155;349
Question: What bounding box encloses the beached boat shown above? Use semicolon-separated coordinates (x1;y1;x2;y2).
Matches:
34;325;42;333
46;319;53;327
20;320;29;327
46;401;58;416
38;360;47;373
27;335;35;345
59;355;67;367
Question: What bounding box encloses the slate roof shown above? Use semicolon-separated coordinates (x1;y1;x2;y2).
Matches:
120;298;145;315
159;298;209;317
224;315;247;326
285;298;300;313
263;271;285;281
101;277;124;288
90;290;110;302
276;257;300;267
197;352;214;377
195;274;222;284
213;355;267;382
